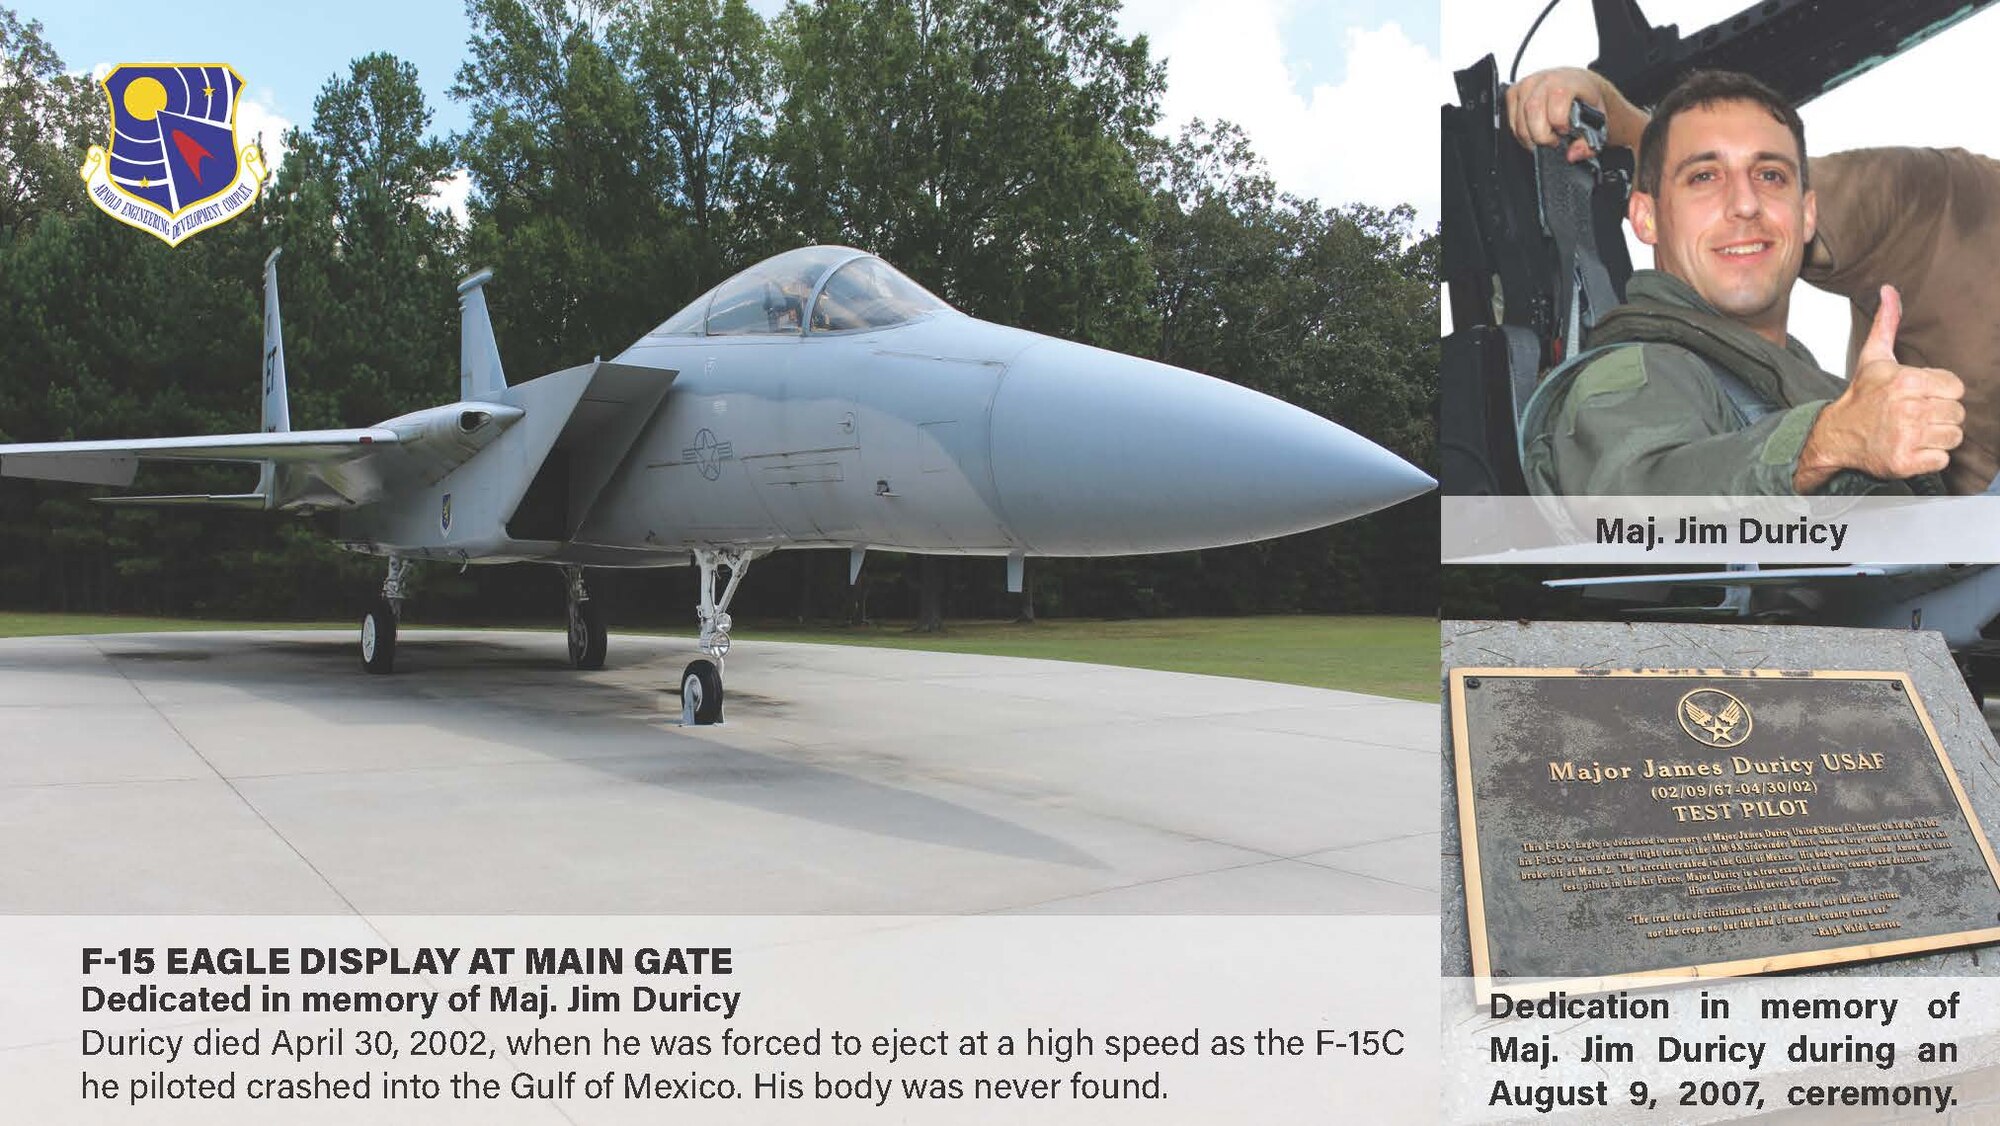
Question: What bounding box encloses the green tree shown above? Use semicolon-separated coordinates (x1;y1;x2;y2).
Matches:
766;0;1162;348
454;0;670;376
0;8;94;238
0;179;286;613
267;51;462;428
0;48;466;617
610;0;774;289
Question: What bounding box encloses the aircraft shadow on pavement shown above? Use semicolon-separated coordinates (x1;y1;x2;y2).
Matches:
35;632;1108;873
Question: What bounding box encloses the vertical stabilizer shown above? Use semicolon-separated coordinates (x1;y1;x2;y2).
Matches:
255;248;289;508
261;247;291;434
458;268;507;400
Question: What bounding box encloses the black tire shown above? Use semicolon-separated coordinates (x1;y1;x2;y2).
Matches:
361;599;398;674
568;598;607;670
681;659;723;724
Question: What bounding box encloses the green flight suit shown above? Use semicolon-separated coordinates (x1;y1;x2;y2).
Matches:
1521;270;1917;496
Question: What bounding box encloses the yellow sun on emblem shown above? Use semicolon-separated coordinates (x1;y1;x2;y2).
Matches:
122;76;168;121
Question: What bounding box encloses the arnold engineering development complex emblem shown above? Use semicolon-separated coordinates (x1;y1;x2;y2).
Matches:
80;64;265;246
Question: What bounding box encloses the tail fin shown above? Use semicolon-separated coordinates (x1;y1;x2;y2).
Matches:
458;268;507;400
255;247;290;508
261;247;291;434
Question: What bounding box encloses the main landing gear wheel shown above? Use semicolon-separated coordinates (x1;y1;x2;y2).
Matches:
681;659;723;725
568;598;607;670
363;555;412;675
561;565;608;670
361;598;398;674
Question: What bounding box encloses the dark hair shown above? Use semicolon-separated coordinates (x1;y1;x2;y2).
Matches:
1636;69;1808;196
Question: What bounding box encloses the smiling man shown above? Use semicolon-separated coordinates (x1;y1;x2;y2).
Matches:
1517;70;1962;496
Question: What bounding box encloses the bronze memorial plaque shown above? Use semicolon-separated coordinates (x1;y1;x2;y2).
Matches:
1449;669;2000;991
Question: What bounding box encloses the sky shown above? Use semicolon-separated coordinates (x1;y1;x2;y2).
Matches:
1116;0;1439;219
1444;0;2000;370
19;0;1442;229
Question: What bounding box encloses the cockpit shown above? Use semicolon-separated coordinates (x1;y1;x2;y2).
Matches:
648;246;953;338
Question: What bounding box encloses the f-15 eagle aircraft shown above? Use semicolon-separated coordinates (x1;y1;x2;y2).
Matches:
0;245;1435;722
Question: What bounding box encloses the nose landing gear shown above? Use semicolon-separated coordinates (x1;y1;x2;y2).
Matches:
680;548;756;725
681;659;723;725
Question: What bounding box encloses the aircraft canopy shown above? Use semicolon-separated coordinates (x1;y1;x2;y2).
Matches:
650;246;951;337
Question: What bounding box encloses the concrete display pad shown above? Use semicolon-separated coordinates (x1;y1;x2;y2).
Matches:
0;630;1435;915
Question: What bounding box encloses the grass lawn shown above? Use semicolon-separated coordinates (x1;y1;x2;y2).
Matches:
0;612;348;637
0;612;1437;701
744;616;1437;700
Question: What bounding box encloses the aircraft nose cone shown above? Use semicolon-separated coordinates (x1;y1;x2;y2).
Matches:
988;340;1434;555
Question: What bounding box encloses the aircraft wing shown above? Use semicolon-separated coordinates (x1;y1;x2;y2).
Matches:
1545;566;1896;613
0;428;400;487
1546;566;1894;592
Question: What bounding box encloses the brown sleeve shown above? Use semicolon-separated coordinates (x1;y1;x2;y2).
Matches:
1803;146;2000;494
1801;147;1950;298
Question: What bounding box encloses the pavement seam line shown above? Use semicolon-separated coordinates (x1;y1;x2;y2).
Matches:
1287;855;1438;894
983;852;1302;913
1285;828;1442;891
988;824;1439;912
91;637;369;919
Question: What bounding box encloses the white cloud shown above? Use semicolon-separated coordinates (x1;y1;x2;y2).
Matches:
427;168;472;229
1288;24;1440;215
1121;1;1442;219
233;87;292;174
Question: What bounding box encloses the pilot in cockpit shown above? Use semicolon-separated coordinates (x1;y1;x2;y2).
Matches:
766;281;806;331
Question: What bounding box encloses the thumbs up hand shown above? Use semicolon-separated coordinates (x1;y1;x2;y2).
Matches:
1795;285;1964;491
1857;283;1908;369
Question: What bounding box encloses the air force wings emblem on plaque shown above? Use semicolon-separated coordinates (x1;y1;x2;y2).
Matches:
80;65;266;246
1678;688;1752;749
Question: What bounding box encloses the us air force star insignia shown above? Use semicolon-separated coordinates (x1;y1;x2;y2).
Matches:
1678;688;1751;749
683;428;734;481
